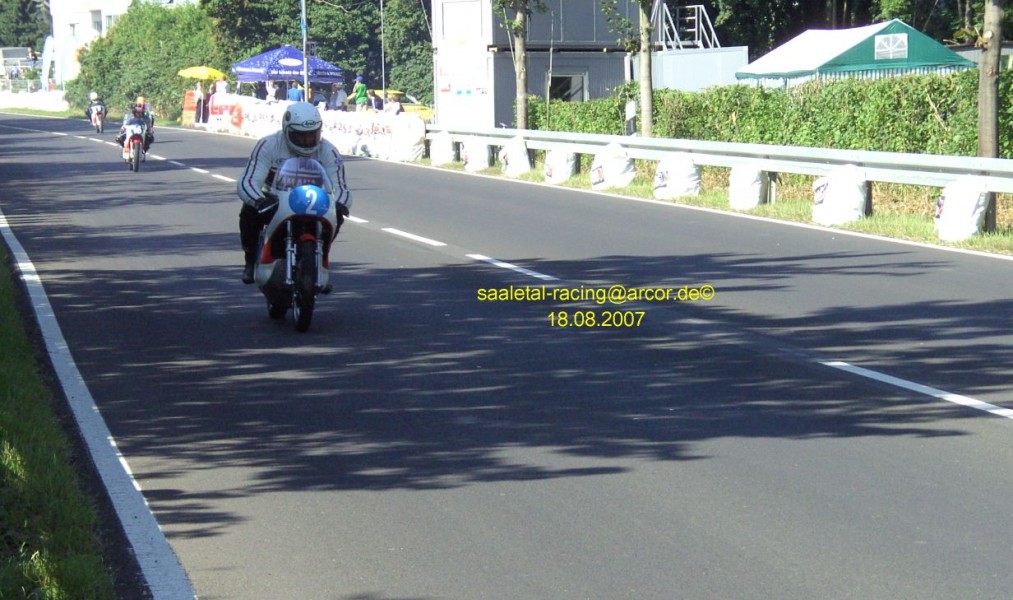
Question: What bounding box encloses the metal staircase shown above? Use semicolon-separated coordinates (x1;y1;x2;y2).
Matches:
651;1;721;50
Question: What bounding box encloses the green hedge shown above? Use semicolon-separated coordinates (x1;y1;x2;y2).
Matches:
528;70;1013;158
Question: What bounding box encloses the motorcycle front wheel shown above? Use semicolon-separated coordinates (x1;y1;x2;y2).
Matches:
131;142;141;172
292;240;317;332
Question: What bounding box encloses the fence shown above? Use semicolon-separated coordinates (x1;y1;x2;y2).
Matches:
424;125;1013;202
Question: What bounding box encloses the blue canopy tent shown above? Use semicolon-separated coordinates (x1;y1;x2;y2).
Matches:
231;45;344;83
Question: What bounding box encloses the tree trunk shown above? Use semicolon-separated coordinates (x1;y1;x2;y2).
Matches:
978;0;1003;231
514;9;528;129
638;2;652;138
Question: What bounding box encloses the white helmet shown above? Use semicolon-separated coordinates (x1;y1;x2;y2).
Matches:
89;91;98;101
282;102;323;156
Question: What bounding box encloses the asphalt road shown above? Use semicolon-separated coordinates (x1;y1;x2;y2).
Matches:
1;112;1011;600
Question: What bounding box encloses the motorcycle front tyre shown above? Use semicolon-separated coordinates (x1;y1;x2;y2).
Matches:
293;240;317;332
131;142;141;172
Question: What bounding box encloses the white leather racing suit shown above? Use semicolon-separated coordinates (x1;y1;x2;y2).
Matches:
237;130;352;211
236;130;352;280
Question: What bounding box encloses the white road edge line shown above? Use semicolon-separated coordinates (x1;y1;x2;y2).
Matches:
466;253;559;281
382;227;446;246
823;360;1013;419
0;209;197;599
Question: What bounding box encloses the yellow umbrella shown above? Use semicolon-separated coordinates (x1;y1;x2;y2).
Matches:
177;66;226;80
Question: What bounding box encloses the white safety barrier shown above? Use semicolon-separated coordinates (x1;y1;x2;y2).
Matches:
590;142;636;191
811;165;868;226
544;148;577;184
934;176;991;241
653;152;701;200
195;93;426;162
498;136;531;177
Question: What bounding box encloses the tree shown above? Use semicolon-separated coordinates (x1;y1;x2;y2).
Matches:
68;2;220;120
384;0;434;103
204;0;389;93
493;0;547;129
978;0;1003;231
0;0;51;49
602;0;654;137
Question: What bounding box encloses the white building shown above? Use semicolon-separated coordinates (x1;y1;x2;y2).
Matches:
431;0;746;128
45;0;191;86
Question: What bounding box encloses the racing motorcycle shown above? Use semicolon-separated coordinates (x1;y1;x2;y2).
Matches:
253;157;341;332
87;102;106;133
121;120;147;172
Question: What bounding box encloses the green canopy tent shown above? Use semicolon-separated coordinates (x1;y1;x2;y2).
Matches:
735;19;974;86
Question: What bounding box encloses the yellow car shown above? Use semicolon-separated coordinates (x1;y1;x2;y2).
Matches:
348;89;433;122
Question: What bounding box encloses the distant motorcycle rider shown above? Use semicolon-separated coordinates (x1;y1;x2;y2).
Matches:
236;101;351;285
85;91;105;120
115;96;154;151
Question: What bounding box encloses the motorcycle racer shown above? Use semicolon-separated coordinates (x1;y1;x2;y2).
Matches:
236;101;352;285
85;91;105;119
115;97;154;151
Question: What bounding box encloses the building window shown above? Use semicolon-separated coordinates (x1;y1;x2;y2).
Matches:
92;11;102;35
875;33;908;60
548;73;587;102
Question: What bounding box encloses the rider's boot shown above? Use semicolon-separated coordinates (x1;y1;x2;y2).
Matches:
239;209;260;284
242;251;256;284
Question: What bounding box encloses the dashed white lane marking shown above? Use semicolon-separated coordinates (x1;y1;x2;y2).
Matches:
16;121;1013;424
0;209;197;599
823;361;1013;419
190;167;209;174
382;227;446;246
466;253;559;281
212;174;234;183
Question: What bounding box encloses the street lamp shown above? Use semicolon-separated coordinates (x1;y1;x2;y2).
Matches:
380;0;386;102
301;0;309;96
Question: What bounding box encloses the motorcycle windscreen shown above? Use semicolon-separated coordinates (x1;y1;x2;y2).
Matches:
270;157;332;217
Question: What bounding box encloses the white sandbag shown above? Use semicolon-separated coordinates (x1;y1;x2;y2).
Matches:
728;165;769;209
653;153;701;199
462;137;491;172
812;165;867;226
353;136;373;157
934;177;990;241
390;113;426;162
544;148;577;184
590;143;636;191
429;130;455;166
498;136;531;177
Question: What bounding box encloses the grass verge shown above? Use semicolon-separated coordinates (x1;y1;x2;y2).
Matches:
0;243;116;599
437;157;1013;255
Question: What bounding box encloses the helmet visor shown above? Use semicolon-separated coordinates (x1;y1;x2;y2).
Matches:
288;128;321;150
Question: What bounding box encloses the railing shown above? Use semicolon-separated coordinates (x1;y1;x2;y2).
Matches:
425;125;1013;194
652;3;720;50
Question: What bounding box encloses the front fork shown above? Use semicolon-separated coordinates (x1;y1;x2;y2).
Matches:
284;221;325;289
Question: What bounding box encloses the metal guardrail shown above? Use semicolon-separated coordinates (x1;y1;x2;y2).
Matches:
425;125;1013;194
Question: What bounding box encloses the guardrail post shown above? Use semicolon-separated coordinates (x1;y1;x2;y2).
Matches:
864;181;873;216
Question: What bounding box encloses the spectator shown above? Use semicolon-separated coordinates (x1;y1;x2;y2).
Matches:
194;80;203;124
384;91;404;114
366;88;382;111
254;81;268;100
326;83;347;111
215;76;229;95
286;81;304;102
352;75;368;112
273;81;286;101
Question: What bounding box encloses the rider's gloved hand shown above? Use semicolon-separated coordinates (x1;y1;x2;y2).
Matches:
337;202;350;217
